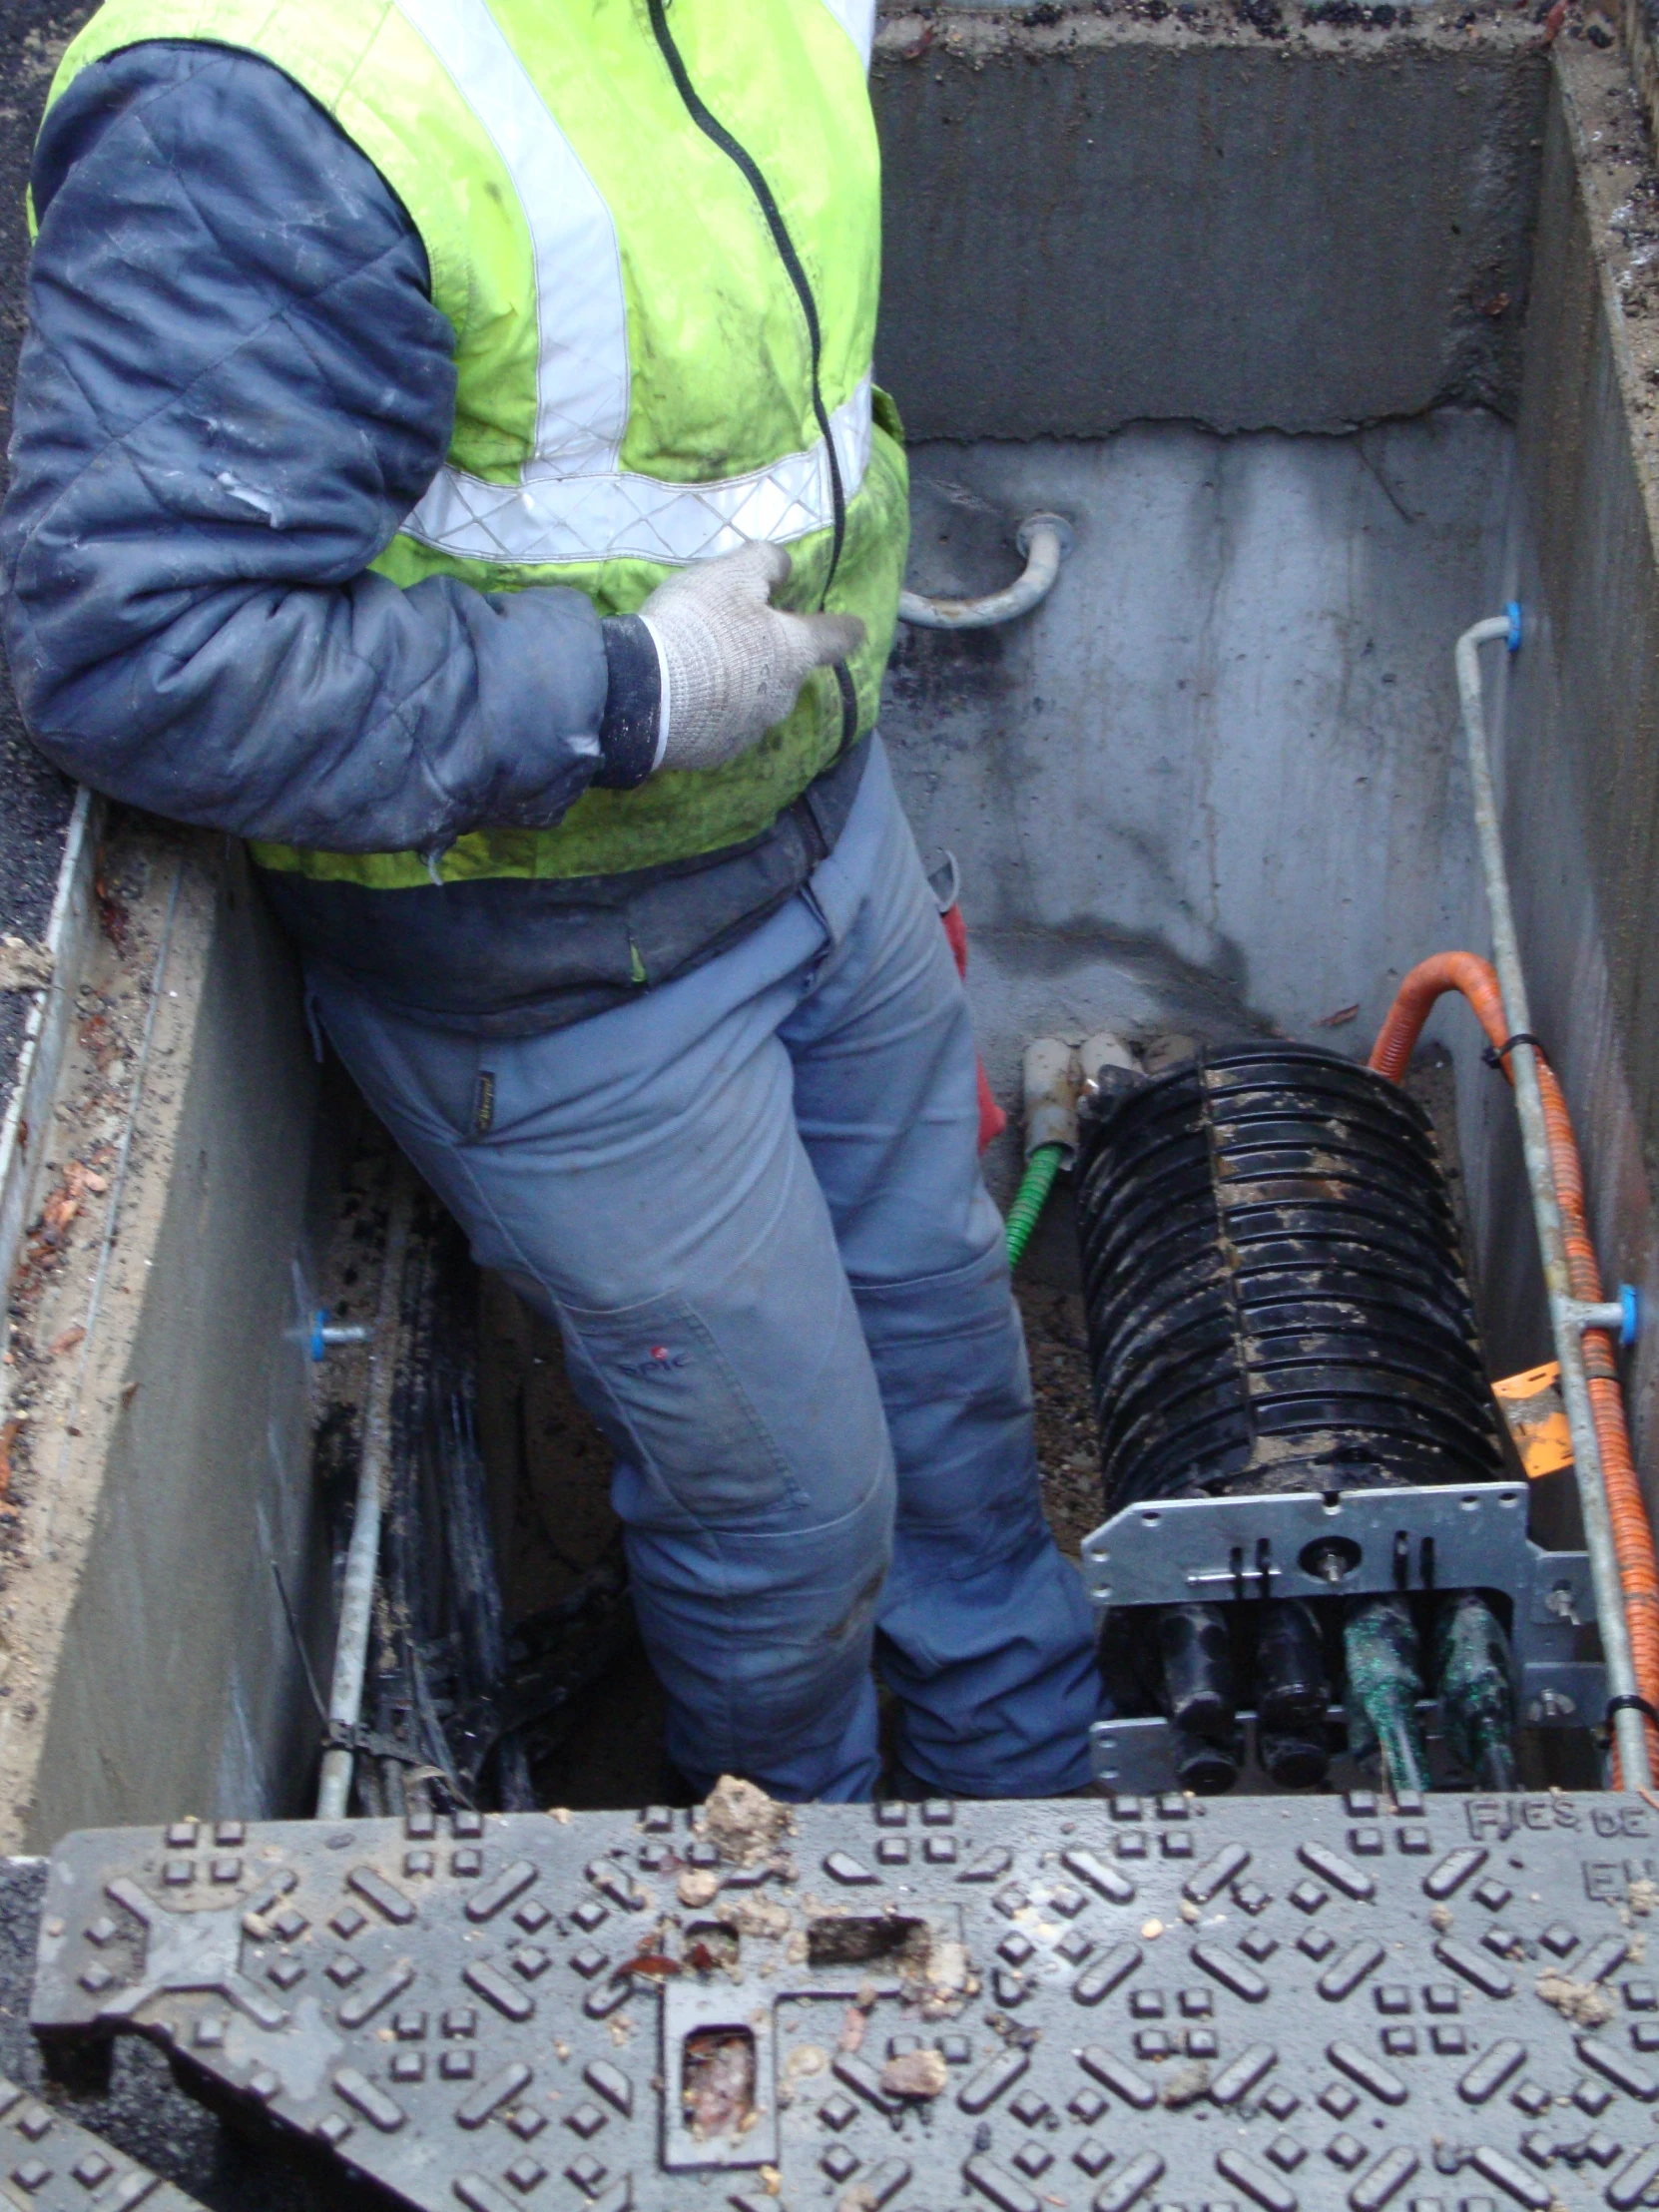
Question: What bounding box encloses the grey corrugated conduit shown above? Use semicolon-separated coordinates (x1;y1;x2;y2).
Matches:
898;512;1073;630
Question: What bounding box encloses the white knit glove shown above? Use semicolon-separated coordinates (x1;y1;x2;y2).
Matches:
638;541;865;775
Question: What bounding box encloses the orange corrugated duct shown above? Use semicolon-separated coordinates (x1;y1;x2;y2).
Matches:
1370;951;1659;1780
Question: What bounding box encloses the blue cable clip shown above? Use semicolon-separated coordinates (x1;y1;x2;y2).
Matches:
1505;600;1523;654
309;1309;371;1359
1621;1283;1641;1349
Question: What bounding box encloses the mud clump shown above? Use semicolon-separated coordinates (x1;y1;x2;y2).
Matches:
879;2047;948;2100
700;1774;793;1867
1535;1970;1614;2027
716;1892;792;1941
1161;2060;1212;2106
682;2027;758;2139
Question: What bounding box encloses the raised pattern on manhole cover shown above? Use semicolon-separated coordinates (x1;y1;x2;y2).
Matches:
0;2072;205;2210
28;1793;1659;2209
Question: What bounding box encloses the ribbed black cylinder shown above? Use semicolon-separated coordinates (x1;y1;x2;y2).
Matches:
1075;1042;1505;1514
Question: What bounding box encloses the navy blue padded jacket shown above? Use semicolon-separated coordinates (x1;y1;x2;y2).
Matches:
0;41;862;1032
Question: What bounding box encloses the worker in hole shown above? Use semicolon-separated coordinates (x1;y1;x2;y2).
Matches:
0;0;1101;1801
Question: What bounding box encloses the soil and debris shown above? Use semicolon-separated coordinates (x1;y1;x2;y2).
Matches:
681;2027;758;2139
0;937;52;994
716;1892;792;1943
0;821;214;1848
677;1867;721;1908
0;830;165;1518
1161;2059;1213;2106
0;735;74;1126
878;0;1553;61
1017;1278;1099;1556
878;2046;948;2099
699;1772;795;1865
1535;1968;1616;2025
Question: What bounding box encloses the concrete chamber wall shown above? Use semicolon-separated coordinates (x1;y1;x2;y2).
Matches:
27;839;324;1849
882;414;1505;1124
872;11;1545;437
872;10;1659;1486
1486;47;1659;1470
0;833;325;1851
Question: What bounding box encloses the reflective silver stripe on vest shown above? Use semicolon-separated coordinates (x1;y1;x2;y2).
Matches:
394;0;630;474
818;0;875;64
395;0;872;566
402;374;873;567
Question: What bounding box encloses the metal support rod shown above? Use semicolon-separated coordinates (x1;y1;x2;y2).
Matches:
1568;1301;1628;1337
311;1312;373;1355
1455;613;1652;1788
316;1170;415;1819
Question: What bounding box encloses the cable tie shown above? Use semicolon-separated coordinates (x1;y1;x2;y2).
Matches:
1481;1031;1546;1070
1604;1692;1659;1733
320;1719;426;1766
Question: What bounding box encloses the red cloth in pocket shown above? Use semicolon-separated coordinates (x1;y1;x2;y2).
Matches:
940;903;1007;1153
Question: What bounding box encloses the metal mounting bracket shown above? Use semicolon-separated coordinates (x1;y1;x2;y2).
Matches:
1082;1482;1603;1795
1080;1481;1562;1609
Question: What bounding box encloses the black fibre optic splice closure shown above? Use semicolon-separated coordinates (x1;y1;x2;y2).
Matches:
29;1792;1659;2211
1074;1041;1507;1513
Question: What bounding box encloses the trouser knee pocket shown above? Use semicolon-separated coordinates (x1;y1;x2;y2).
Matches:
559;1290;806;1522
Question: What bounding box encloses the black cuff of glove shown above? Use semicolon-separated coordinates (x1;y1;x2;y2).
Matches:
592;615;663;789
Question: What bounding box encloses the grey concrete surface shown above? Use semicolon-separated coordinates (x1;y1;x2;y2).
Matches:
882;413;1504;1198
872;11;1548;440
871;34;1659;1579
18;836;324;1850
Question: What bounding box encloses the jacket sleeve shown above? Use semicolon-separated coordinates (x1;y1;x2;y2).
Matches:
0;41;660;855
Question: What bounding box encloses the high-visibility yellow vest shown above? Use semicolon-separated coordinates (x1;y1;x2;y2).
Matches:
47;0;908;886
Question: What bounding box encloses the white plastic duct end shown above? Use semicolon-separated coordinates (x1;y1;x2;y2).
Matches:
1080;1030;1136;1092
1023;1038;1082;1160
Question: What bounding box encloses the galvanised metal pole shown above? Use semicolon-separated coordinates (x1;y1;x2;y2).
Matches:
1456;610;1651;1789
316;1170;415;1820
